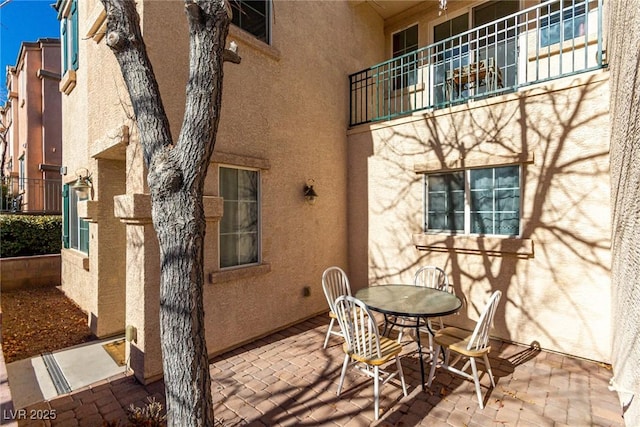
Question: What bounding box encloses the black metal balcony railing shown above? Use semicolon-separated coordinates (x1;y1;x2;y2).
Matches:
349;0;604;127
1;176;62;214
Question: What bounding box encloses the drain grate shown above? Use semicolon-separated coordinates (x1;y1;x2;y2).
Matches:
41;352;72;394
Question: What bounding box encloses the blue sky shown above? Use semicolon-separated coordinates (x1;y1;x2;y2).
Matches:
0;0;60;103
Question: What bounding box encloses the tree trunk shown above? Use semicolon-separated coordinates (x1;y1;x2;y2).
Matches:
606;1;640;424
100;1;233;425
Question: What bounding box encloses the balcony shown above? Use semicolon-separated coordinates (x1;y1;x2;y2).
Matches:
1;176;62;214
349;0;605;127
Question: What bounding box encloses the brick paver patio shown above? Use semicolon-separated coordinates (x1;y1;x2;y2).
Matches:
13;315;624;426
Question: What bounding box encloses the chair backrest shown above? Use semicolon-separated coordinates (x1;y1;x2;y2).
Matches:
322;266;352;314
466;290;502;351
334;295;381;359
413;266;450;293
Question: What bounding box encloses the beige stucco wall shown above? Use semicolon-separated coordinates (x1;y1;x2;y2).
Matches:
347;70;611;362
60;0;388;381
60;0;128;338
61;0;612;382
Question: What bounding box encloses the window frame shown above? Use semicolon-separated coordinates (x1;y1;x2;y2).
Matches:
424;165;521;237
230;0;271;45
62;184;89;254
391;24;420;90
218;165;261;270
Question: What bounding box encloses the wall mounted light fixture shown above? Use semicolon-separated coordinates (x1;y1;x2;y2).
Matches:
303;179;318;205
71;168;93;200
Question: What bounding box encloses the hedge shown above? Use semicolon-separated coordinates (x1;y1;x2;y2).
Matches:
0;215;62;258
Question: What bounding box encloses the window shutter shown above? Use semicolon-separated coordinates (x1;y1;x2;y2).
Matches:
71;0;79;70
60;19;68;73
62;184;70;248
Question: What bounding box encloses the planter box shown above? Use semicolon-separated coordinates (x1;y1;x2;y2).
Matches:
0;254;61;291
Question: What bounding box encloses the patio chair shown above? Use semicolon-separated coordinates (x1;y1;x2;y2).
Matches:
321;266;352;349
397;266;451;346
334;295;408;420
426;290;502;409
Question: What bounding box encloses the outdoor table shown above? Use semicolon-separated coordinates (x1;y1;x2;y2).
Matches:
355;284;462;390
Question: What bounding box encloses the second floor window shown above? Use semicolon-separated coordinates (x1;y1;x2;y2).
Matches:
540;0;587;47
392;25;419;89
58;0;79;73
231;0;270;44
426;165;521;236
219;166;260;268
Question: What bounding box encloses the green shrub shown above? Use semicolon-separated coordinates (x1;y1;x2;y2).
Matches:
0;215;62;258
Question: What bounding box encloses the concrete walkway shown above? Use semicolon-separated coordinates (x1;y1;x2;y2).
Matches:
7;315;625;426
5;337;126;412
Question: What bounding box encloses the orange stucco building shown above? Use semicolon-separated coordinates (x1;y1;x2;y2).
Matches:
1;38;62;213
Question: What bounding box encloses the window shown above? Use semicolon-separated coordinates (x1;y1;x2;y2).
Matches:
62;184;89;253
427;171;465;233
18;156;25;192
426;165;520;236
392;25;419;89
231;0;270;44
219;166;260;268
473;0;519;90
433;13;469;104
540;0;586;47
58;0;79;73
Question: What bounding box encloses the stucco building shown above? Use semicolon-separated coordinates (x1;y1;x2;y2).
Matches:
1;38;62;213
56;0;619;406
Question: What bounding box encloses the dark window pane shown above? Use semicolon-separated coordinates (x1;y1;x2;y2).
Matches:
231;0;269;43
496;213;519;235
427;171;464;232
220;235;238;268
471;189;493;211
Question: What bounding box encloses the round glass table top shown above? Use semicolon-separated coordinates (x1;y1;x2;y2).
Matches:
355;284;462;317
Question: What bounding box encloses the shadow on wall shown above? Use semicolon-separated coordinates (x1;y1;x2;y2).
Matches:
365;74;610;353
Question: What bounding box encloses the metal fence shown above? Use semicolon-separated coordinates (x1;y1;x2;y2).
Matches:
349;0;604;126
1;176;62;214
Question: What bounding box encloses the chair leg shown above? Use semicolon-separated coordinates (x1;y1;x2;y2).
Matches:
323;318;335;349
374;365;380;421
337;354;349;396
469;357;484;409
427;343;441;388
395;356;408;397
483;353;496;387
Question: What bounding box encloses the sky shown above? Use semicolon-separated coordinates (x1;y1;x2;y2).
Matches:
0;0;60;104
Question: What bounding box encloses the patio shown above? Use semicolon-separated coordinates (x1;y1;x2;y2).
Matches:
14;314;623;426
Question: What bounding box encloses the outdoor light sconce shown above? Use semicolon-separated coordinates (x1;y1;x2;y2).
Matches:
303;179;318;205
71;168;93;200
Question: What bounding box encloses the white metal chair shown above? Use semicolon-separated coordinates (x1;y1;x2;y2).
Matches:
334;295;408;420
397;266;451;345
321;266;352;349
426;290;502;409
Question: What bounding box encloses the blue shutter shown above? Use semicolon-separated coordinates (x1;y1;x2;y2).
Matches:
62;185;70;248
71;0;79;70
60;19;68;73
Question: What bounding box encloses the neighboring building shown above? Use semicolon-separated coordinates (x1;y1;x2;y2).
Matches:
57;0;616;404
1;38;62;214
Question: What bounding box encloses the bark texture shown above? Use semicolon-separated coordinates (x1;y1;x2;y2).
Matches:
100;1;232;425
607;1;640;425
